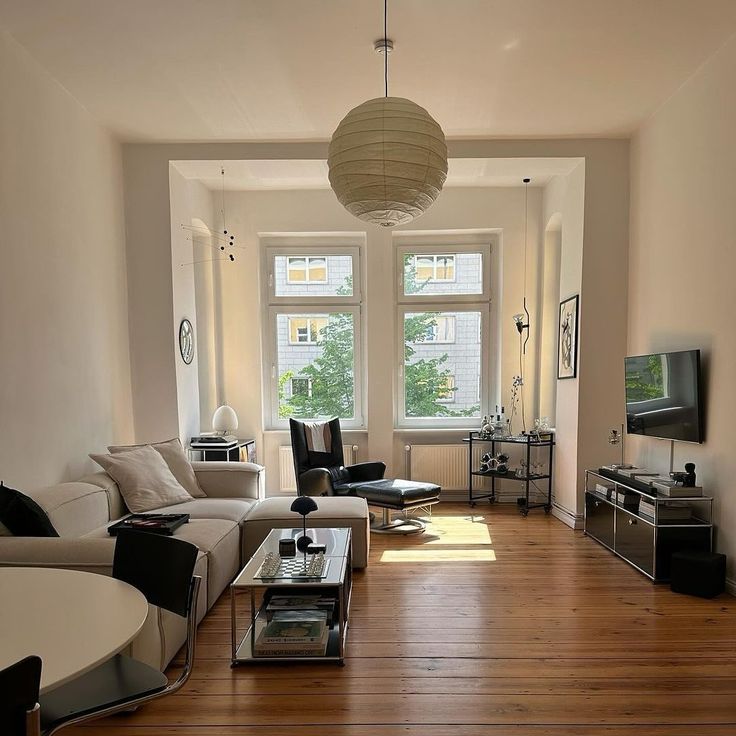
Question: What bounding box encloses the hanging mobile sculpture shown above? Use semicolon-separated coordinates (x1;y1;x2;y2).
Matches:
180;166;240;266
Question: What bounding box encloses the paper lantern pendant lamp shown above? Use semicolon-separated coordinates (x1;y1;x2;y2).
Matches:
328;96;448;228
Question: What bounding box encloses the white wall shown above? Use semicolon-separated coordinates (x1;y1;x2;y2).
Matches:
629;35;736;578
0;31;133;488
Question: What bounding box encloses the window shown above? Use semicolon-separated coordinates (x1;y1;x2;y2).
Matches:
263;237;364;429
437;375;456;403
287;256;328;284
271;248;358;300
395;238;495;427
419;315;456;344
413;254;456;283
288;316;328;344
290;377;313;398
404;252;483;297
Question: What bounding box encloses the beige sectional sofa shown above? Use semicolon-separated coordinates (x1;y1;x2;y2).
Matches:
0;461;370;670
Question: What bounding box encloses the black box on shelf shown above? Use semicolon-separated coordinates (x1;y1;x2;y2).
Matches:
670;550;726;598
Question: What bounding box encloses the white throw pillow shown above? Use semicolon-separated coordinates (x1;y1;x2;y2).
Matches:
107;437;205;498
90;445;193;513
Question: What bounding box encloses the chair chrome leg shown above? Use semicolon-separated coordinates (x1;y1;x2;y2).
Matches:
370;507;425;534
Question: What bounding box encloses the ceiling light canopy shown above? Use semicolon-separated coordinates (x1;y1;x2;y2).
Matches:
327;1;448;228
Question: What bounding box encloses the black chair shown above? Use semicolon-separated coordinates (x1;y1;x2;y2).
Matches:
289;417;441;533
0;656;42;736
40;532;201;735
290;417;386;496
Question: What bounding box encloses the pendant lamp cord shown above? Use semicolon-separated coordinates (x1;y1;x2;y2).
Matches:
384;0;389;97
523;179;528;296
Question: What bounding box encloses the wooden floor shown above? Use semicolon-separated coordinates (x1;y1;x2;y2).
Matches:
71;503;736;735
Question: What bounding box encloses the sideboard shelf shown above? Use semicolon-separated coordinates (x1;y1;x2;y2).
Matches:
584;469;713;582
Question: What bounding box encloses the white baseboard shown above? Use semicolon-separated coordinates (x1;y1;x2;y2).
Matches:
551;502;584;530
726;577;736;597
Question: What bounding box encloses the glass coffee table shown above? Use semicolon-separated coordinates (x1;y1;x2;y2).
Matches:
230;527;352;666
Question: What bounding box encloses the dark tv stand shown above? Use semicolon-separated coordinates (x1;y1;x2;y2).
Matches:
584;469;713;581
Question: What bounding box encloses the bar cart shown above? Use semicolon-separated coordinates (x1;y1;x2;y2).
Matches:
463;432;554;515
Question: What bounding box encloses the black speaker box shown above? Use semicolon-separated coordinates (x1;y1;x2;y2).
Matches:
670;550;726;598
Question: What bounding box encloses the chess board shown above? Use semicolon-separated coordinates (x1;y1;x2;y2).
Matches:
255;555;331;580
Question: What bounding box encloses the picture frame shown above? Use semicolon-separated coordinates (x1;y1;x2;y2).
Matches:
558;295;579;379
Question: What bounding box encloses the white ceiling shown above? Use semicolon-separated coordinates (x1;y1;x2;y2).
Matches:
2;0;736;141
173;158;582;190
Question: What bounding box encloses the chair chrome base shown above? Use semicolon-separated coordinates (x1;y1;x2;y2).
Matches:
370;507;426;534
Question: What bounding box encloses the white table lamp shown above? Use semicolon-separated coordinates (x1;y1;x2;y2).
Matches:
212;405;238;435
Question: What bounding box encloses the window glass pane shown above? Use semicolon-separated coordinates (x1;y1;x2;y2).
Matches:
276;255;353;296
277;312;355;420
404;311;481;418
404;252;482;296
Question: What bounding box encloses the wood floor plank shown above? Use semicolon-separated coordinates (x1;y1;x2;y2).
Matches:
67;503;736;735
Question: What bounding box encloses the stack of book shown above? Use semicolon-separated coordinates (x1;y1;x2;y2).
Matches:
638;497;692;522
254;609;330;657
650;478;703;497
265;593;335;621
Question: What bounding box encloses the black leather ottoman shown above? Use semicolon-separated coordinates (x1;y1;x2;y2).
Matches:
336;478;441;534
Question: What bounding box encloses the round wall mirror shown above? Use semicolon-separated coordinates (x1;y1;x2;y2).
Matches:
179;318;194;364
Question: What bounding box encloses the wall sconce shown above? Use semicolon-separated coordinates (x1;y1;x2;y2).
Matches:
513;306;530;354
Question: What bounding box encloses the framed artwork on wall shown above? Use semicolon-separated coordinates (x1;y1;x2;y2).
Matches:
558;295;579;379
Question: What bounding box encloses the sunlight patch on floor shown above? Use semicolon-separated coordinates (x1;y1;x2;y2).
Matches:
413;515;492;545
380;548;496;562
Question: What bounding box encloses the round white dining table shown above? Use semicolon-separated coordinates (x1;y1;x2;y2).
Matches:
0;567;149;693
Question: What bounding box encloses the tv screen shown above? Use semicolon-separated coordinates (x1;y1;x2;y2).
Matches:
625;349;703;443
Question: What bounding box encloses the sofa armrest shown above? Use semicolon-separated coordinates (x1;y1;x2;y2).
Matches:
192;461;265;500
0;537;116;575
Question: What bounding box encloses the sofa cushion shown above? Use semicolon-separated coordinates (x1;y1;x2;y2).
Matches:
0;482;59;537
108;438;205;499
144;498;257;525
90;446;192;513
242;496;370;569
23;482;111;538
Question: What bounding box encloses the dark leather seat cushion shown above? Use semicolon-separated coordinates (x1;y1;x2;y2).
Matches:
335;478;440;508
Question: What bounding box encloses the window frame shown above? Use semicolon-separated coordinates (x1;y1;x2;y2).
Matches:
394;233;499;429
262;235;366;430
264;237;363;306
396;239;493;305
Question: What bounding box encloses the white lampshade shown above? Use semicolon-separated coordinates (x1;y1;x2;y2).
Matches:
328;97;448;228
212;405;238;433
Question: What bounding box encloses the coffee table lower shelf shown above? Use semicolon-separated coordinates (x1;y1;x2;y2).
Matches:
233;626;347;664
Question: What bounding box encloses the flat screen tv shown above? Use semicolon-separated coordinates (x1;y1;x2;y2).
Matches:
625;349;703;443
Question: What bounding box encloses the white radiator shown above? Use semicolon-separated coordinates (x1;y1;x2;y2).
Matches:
279;445;358;493
406;444;487;492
